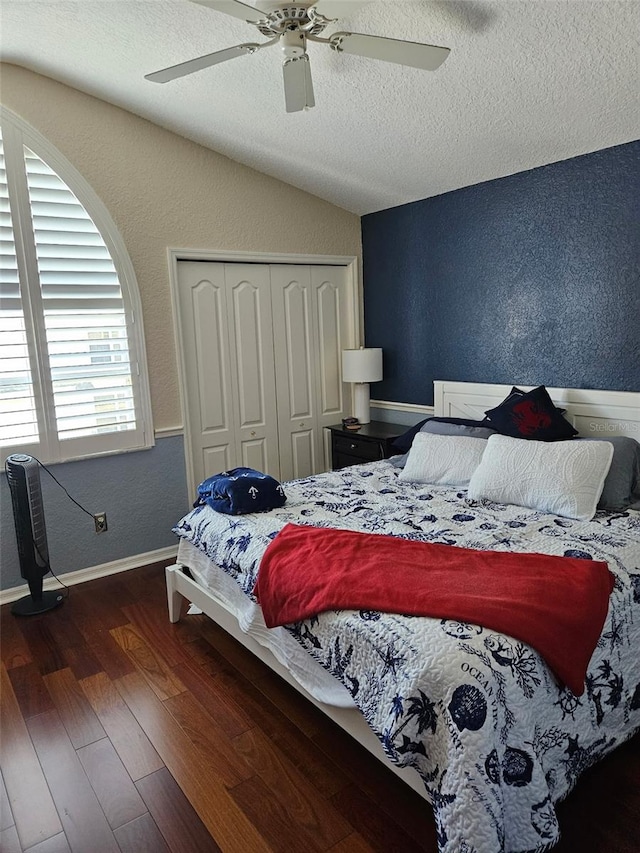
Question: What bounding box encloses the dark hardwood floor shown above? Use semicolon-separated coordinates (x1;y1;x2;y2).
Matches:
1;562;638;853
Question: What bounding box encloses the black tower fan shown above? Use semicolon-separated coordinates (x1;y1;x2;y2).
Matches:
6;454;64;616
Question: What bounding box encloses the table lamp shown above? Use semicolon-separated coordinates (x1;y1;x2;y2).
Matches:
341;347;383;424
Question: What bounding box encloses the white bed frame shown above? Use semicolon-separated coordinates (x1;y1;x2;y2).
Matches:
166;381;640;799
434;381;639;440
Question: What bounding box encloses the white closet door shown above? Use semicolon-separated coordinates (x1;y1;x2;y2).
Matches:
176;261;236;486
223;264;280;478
271;264;348;479
176;261;280;489
177;259;354;493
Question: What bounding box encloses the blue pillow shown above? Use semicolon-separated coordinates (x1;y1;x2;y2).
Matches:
577;437;640;510
391;420;498;468
392;416;492;454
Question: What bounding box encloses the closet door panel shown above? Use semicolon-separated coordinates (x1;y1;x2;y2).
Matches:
230;280;267;426
315;273;344;418
290;430;315;479
193;281;228;431
177;262;236;488
270;266;319;480
203;445;232;478
280;280;313;420
312;266;350;472
225;264;281;479
241;438;270;473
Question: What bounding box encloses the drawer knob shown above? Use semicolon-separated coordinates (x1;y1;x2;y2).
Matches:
350;443;357;450
250;431;256;437
299;422;305;428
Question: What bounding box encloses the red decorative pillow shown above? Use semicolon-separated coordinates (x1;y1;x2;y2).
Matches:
485;386;578;441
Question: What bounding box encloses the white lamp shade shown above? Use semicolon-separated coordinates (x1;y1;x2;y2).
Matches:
342;348;383;383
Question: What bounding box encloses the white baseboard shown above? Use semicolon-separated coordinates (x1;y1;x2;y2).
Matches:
0;544;179;606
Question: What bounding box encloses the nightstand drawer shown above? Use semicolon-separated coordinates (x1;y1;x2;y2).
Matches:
333;433;382;461
328;421;405;471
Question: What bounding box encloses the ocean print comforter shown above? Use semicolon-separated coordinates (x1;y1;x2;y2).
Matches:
173;460;640;853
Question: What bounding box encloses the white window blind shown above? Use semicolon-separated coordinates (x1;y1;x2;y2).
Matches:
0;111;153;463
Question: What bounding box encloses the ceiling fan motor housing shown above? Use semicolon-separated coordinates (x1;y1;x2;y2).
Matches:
254;5;331;37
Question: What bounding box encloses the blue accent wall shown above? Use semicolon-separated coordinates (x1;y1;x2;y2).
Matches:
1;436;189;590
362;141;640;406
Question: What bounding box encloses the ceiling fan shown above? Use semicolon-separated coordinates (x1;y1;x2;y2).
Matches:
145;0;450;113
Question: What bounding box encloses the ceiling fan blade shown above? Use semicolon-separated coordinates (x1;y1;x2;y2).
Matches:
190;0;264;22
311;1;372;19
330;31;450;71
145;43;263;83
283;55;315;113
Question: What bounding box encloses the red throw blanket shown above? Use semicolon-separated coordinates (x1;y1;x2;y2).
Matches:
254;523;614;695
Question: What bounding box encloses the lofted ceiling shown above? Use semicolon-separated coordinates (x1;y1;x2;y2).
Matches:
1;0;639;215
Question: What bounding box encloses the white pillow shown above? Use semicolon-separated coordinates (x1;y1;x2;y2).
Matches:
399;432;487;486
467;434;614;521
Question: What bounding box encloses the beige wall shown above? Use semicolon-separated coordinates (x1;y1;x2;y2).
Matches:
0;63;362;431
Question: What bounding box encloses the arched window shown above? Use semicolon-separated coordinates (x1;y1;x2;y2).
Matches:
0;108;153;464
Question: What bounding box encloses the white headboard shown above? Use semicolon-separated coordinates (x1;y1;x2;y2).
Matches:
434;381;640;441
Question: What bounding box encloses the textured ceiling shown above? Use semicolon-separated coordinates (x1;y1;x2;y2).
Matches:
1;0;639;215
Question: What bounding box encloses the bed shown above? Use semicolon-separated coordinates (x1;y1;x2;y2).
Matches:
167;381;640;853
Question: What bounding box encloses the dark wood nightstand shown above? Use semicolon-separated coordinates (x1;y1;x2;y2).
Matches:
328;421;405;470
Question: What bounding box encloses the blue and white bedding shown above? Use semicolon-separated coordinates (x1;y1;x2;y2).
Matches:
174;459;640;853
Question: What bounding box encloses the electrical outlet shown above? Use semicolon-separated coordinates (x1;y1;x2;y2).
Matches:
93;512;108;534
